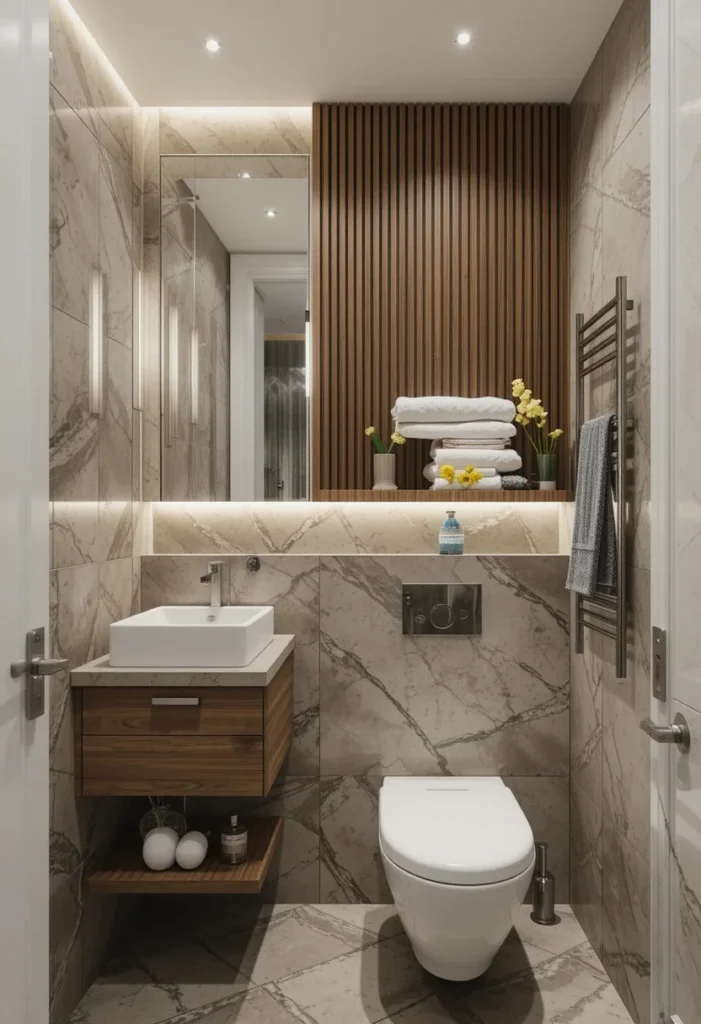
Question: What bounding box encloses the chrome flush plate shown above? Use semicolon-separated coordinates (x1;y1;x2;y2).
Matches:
402;584;482;636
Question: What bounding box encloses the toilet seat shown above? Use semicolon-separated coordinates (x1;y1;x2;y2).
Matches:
379;777;534;886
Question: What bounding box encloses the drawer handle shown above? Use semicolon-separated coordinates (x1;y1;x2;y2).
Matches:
151;697;201;707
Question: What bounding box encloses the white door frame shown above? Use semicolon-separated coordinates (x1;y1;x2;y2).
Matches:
650;2;701;1022
650;1;672;1018
229;254;308;501
0;0;50;1020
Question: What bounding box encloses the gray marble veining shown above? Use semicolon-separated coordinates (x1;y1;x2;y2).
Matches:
151;502;562;557
69;903;634;1024
71;635;295;688
568;4;651;1018
49;0;142;1017
50;86;99;327
320;556;569;778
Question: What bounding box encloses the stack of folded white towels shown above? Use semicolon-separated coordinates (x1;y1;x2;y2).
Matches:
391;396;524;490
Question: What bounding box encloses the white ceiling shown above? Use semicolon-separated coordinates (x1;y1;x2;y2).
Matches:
70;0;624;106
184;177;309;253
258;282;308;335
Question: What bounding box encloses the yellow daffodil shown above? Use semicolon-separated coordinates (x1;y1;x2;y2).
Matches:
365;426;376;436
509;377;563;460
390;432;406;446
439;465;456;483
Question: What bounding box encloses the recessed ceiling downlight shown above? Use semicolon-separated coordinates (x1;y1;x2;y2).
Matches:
205;38;221;53
456;31;471;46
265;209;277;218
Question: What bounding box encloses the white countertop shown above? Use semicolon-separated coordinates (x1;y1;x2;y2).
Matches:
70;634;295;688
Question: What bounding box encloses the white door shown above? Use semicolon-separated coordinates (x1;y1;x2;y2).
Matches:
0;0;50;1021
650;2;701;1023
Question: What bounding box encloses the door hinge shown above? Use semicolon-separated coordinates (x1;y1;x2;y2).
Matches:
652;626;667;702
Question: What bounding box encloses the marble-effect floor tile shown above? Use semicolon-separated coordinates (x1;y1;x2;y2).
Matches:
69;904;633;1024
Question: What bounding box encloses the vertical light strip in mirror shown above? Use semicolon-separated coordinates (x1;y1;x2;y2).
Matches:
168;304;179;438
88;268;103;418
190;326;199;426
133;269;143;412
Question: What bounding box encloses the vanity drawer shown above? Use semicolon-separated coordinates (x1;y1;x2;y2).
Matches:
82;687;263;736
82;735;264;796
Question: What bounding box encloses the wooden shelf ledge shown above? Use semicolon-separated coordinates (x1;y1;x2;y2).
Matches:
86;817;281;895
315;489;572;502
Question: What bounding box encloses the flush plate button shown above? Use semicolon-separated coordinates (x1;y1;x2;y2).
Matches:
402;584;482;636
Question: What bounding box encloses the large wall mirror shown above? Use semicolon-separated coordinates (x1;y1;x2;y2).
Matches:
161;154;310;501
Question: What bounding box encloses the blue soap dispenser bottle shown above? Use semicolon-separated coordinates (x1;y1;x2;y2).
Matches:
439;510;464;555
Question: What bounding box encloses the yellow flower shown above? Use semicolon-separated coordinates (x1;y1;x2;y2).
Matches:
439;465;456;482
515;413;527;425
548;428;563;439
512;378;525;398
390;432;406;445
364;426;376;436
525;399;546;420
456;468;471;486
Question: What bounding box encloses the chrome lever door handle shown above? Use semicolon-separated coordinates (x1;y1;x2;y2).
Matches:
640;713;691;754
34;658;70;676
11;657;69;678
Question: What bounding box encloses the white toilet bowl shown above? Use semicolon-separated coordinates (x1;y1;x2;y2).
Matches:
379;777;535;981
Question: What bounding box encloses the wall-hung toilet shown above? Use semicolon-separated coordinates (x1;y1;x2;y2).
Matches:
379;776;535;981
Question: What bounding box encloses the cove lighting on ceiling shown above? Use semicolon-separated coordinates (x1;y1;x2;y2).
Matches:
456;31;471;46
204;38;221;53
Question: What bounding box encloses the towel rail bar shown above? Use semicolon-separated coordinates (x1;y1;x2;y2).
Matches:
578;351;618;377
580;296;617;332
579;333;618;364
579;315;618;349
578;620;618;642
574;275;631;679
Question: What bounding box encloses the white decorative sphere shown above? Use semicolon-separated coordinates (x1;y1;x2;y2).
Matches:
142;827;178;871
175;830;208;870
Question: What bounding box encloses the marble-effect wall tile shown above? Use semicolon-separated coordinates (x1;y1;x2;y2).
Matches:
569;1;651;1018
50;308;98;503
50;86;99;326
320;556;569;778
151;502;562;556
158;107;312;156
49;0;142;1018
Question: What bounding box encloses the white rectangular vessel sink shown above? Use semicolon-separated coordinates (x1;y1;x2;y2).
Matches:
109;606;275;668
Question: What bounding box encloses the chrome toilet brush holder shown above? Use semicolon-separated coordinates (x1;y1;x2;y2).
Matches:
530;842;560;926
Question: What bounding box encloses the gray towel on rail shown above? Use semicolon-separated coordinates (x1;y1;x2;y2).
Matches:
566;414;617;596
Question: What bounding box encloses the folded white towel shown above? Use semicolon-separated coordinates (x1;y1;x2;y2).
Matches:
392;396;516;424
397;420;517;441
430;477;503;491
429;448;523;472
441;438;510;449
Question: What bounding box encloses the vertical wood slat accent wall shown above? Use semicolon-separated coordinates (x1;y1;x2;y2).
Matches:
312;103;570;493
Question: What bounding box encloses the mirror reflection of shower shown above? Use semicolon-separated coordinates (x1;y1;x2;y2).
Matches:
260;282;308;500
159;154;310;501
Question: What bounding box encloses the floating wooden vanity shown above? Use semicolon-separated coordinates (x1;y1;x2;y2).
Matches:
71;636;294;893
72;636;295;798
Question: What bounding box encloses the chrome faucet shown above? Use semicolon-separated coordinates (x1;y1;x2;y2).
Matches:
200;560;224;608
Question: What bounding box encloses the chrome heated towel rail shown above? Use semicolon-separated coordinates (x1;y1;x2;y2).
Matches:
574;276;633;679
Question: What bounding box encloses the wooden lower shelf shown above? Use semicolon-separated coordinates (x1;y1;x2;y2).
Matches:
316;489;571;502
86;817;281;894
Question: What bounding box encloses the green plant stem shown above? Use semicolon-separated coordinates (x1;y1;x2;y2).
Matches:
521;425;540;455
370;433;387;454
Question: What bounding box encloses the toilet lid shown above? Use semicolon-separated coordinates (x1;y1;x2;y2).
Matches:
379;778;535;885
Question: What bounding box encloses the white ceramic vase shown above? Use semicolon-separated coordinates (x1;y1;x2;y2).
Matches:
373;453;398;490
